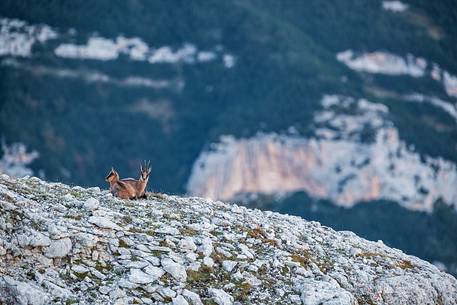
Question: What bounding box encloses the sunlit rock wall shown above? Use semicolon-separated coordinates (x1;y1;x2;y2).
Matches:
187;95;457;212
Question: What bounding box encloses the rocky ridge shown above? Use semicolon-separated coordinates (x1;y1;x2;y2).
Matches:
0;174;456;305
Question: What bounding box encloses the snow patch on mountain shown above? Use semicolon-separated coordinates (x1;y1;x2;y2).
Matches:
187;95;457;211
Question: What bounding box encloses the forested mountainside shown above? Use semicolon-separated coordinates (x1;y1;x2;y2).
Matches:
1;0;457;275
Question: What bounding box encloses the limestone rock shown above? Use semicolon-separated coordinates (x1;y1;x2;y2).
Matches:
88;216;121;230
44;238;72;258
0;276;49;305
0;175;456;305
208;288;234;305
162;258;187;282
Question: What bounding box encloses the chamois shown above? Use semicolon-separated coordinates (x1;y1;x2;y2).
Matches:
105;162;151;200
121;161;152;199
105;168;137;199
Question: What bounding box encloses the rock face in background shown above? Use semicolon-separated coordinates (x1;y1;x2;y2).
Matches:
0;175;456;305
187;95;457;212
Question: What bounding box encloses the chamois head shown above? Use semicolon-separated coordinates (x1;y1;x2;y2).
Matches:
105;167;119;183
140;161;151;181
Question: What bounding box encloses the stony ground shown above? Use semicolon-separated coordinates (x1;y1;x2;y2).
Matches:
0;175;456;305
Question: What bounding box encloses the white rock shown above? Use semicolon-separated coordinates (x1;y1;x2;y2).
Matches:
182;289;203;305
136;244;151;252
88;216;121;230
238;244;254;259
44;238;72;258
162;258;187;282
186;252;198;261
43;281;72;299
155;226;180;235
118;278;138;289
188;262;201;271
84;198;99;210
99;286;111;295
301;279;356;305
208;288;233;305
128;269;156;284
222;261;237;272
37;256;53;266
144;255;161;266
289;294;301;304
47;223;69;239
75;233;98;249
17;231;51;248
144;266;165;281
126;261;149;269
71;265;89;273
159;287;177;298
172;295;189;305
110;287;127;300
91;268;106;280
0;276;49;305
203;256;214;268
178;237;197;252
198;237;213;257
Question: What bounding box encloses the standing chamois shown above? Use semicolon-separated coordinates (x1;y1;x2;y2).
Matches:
105;161;151;199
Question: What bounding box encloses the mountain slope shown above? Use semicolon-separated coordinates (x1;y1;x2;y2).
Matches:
0;174;456;305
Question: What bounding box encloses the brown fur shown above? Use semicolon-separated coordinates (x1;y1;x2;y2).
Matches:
105;168;137;199
105;162;151;200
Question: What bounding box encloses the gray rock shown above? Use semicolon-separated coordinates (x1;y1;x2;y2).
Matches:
222;261;237;272
208;288;233;305
198;238;213;257
162;258;187;282
178;237;197;252
172;295;189;305
182;289;203;305
83;198;100;210
128;269;157;284
0;175;456;305
238;244;254;259
44;238;72;258
203;256;214;268
300;279;356;305
159;287;177;298
0;276;49;305
88;216;121;230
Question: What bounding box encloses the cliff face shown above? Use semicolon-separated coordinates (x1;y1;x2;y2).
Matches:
187;96;457;212
0;175;456;305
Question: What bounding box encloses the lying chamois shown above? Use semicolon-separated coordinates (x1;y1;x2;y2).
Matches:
105;162;151;199
105;168;137;199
